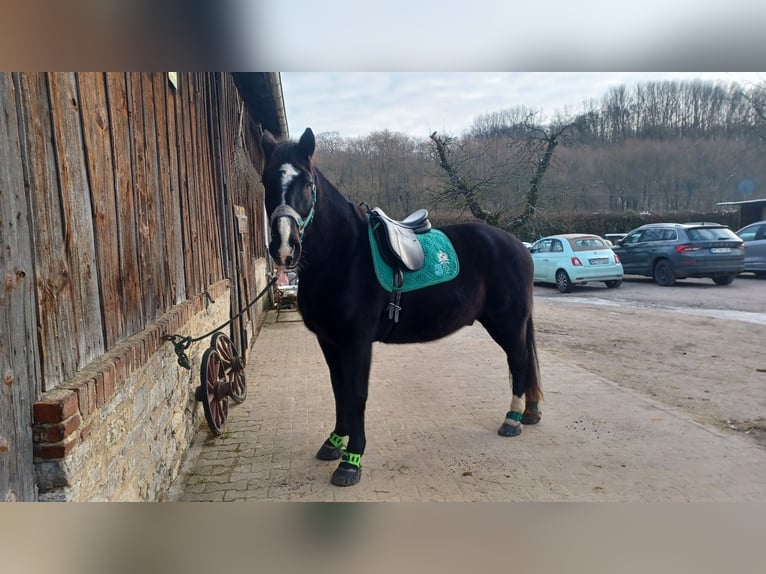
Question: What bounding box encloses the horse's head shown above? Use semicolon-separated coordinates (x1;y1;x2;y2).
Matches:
260;127;317;269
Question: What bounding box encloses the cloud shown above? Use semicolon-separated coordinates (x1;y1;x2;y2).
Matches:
237;1;766;70
281;72;759;139
236;1;764;139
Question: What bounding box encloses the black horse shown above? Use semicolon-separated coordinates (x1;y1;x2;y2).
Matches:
260;127;542;486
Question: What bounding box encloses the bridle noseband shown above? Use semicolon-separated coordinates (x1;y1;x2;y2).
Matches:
269;182;317;241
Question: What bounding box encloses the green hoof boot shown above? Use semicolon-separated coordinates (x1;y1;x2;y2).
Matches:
498;411;523;437
331;452;362;486
331;464;362;486
316;441;343;461
497;420;522;437
316;433;345;461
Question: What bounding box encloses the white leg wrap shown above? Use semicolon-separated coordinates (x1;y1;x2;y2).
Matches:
510;395;525;414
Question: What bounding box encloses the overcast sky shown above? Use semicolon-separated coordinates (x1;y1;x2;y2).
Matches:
242;1;766;70
280;73;761;140
236;1;766;140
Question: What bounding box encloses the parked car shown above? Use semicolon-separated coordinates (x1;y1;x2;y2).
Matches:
612;222;744;286
604;233;627;245
529;233;623;293
736;220;766;277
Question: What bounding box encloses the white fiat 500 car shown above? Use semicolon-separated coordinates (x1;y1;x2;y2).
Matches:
529;233;623;293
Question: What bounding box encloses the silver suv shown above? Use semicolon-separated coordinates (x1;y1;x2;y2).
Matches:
612;222;745;286
736;220;766;277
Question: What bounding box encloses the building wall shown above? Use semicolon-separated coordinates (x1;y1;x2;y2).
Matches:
1;72;277;501
33;281;238;501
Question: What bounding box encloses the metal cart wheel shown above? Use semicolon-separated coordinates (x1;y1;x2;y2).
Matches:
196;347;229;436
211;332;247;403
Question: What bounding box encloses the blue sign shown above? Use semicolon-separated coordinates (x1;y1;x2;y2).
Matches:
738;179;755;195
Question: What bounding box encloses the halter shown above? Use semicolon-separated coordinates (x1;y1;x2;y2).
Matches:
300;184;317;239
269;183;316;241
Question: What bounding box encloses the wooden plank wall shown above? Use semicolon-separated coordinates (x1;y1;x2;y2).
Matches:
2;71;271;500
5;72;267;391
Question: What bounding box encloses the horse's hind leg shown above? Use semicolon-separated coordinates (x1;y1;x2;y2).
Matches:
520;315;542;425
480;313;540;437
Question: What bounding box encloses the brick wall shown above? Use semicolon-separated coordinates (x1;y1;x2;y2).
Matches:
32;280;243;501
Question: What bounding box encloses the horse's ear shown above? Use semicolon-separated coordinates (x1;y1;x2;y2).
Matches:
298;128;315;160
261;130;278;160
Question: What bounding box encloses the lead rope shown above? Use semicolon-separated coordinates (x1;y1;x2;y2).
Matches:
163;275;279;369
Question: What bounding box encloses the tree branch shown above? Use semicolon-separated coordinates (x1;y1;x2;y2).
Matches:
429;132;503;226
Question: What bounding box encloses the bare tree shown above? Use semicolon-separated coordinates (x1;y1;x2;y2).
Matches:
429;114;574;234
429;132;503;226
739;76;766;143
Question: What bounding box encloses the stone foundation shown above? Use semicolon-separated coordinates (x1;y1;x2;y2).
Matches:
32;280;237;501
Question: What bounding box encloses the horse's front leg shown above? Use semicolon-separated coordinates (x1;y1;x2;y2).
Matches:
329;339;373;487
313;337;372;486
315;338;348;461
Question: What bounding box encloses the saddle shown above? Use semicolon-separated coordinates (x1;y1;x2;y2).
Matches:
368;207;431;272
366;205;432;324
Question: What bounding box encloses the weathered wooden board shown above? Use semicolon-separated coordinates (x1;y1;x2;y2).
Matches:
47;72;104;371
105;73;144;336
77;72;125;348
1;72;40;501
195;73;217;289
18;72;79;389
180;73;202;295
127;72;157;325
168;73;193;300
153;73;186;307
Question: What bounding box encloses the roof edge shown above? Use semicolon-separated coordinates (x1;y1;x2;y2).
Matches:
232;72;289;138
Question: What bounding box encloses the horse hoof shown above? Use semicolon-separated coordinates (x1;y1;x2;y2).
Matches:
497;421;522;437
316;442;343;461
521;410;541;425
331;464;362;487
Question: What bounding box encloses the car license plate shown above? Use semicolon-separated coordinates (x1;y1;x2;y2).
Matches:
710;247;731;253
589;257;609;265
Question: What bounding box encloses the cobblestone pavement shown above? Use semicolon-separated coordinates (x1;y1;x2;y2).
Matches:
167;306;766;502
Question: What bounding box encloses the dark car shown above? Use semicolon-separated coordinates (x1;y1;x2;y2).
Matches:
736;220;766;277
612;222;744;286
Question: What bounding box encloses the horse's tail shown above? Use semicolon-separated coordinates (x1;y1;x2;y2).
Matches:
525;315;543;402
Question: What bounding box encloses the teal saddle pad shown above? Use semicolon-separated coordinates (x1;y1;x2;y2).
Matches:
368;226;460;293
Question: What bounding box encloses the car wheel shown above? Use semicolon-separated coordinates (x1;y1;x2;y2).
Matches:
712;273;735;286
605;280;622;288
653;259;676;286
555;269;572;293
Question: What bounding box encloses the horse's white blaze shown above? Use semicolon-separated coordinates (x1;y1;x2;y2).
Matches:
273;163;300;264
280;163;299;204
277;217;293;261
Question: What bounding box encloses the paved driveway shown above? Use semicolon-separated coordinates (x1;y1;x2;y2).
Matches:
168;303;766;502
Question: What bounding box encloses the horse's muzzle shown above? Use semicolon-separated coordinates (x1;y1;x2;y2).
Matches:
269;214;302;268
